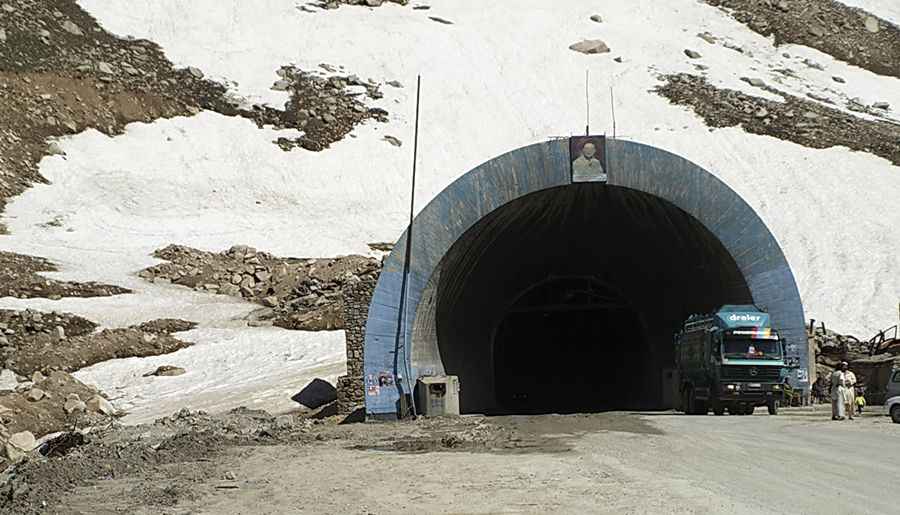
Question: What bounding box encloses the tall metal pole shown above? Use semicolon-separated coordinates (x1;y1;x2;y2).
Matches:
399;76;422;418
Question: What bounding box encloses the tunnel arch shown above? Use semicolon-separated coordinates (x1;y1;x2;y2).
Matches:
363;139;806;417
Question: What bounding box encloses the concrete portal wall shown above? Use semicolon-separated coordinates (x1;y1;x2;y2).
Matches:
363;139;807;417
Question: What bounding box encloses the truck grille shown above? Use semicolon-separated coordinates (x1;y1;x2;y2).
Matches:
721;365;781;382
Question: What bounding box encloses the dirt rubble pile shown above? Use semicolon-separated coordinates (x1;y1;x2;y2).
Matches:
0;370;118;468
809;324;900;395
704;0;900;79
656;74;900;166
0;251;129;299
0;308;195;376
140;244;382;331
0;406;322;513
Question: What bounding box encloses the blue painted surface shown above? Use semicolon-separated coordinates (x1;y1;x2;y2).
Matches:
363;139;807;417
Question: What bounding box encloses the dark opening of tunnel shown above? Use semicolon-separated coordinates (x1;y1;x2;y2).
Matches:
424;184;753;415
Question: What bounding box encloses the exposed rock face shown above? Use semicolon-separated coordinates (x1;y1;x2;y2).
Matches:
139;244;382;331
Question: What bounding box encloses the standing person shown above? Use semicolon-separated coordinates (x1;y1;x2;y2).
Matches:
812;376;824;405
844;364;857;421
855;386;867;415
830;365;847;420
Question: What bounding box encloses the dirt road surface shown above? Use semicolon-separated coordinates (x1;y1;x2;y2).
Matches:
51;407;897;515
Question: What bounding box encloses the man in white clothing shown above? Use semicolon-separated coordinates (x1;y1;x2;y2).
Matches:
830;365;847;420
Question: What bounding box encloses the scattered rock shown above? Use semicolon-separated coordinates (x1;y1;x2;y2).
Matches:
832;76;846;84
383;135;402;147
697;32;717;44
684;49;702;59
864;16;879;33
186;67;204;79
569;39;611;55
143;365;186;377
26;388;44;402
86;395;116;416
0;28;7;43
0;369;17;391
97;62;115;75
5;431;36;461
590;14;603;23
872;102;890;110
31;371;45;383
61;20;84;36
261;296;279;308
802;58;824;70
386;80;403;88
63;393;86;414
741;77;766;88
51;325;66;342
428;16;453;25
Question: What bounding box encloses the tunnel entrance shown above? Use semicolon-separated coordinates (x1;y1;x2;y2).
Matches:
364;139;806;419
493;277;646;414
429;184;753;414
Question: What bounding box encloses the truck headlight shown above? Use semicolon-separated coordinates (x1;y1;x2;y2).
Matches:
773;384;781;390
726;384;735;390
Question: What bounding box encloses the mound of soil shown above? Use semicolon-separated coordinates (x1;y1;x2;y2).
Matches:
0;251;129;299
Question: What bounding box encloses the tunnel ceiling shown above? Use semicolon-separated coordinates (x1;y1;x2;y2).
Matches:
364;139;806;418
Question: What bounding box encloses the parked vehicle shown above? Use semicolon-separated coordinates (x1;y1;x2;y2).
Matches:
885;367;900;424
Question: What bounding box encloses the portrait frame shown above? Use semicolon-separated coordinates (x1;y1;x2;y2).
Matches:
569;135;608;183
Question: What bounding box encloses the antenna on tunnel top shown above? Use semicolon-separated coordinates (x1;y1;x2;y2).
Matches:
585;69;590;135
610;85;617;140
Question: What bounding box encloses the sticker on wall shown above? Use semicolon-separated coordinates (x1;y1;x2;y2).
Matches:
569;135;608;183
367;385;381;396
378;372;395;387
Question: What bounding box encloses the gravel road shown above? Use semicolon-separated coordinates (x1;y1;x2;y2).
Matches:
76;407;896;515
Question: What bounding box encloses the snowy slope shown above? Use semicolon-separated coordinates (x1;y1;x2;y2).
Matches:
1;0;898;420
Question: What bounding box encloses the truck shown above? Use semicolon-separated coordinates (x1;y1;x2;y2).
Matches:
675;304;787;416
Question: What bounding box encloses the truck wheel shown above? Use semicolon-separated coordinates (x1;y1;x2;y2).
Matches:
713;403;725;416
767;399;779;415
891;405;900;424
694;398;708;415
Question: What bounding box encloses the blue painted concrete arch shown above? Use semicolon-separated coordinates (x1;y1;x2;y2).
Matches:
363;138;806;417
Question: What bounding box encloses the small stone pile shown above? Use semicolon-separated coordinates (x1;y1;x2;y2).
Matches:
0;251;130;300
271;65;389;151
809;324;900;394
139;244;382;331
0;309;195;376
0;309;96;349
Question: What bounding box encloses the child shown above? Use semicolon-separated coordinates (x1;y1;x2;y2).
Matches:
855;390;866;415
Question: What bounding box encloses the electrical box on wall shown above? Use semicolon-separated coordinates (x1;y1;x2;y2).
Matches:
415;376;460;416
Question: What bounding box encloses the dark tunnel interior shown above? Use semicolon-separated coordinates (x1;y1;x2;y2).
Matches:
427;184;753;414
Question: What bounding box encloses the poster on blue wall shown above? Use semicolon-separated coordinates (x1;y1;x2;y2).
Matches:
569;135;608;183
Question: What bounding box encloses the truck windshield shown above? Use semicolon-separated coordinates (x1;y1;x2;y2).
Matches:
722;337;782;360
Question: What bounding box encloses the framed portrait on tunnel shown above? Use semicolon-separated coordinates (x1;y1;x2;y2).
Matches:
569;135;607;183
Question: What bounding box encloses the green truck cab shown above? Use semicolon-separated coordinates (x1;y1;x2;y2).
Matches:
675;305;787;416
